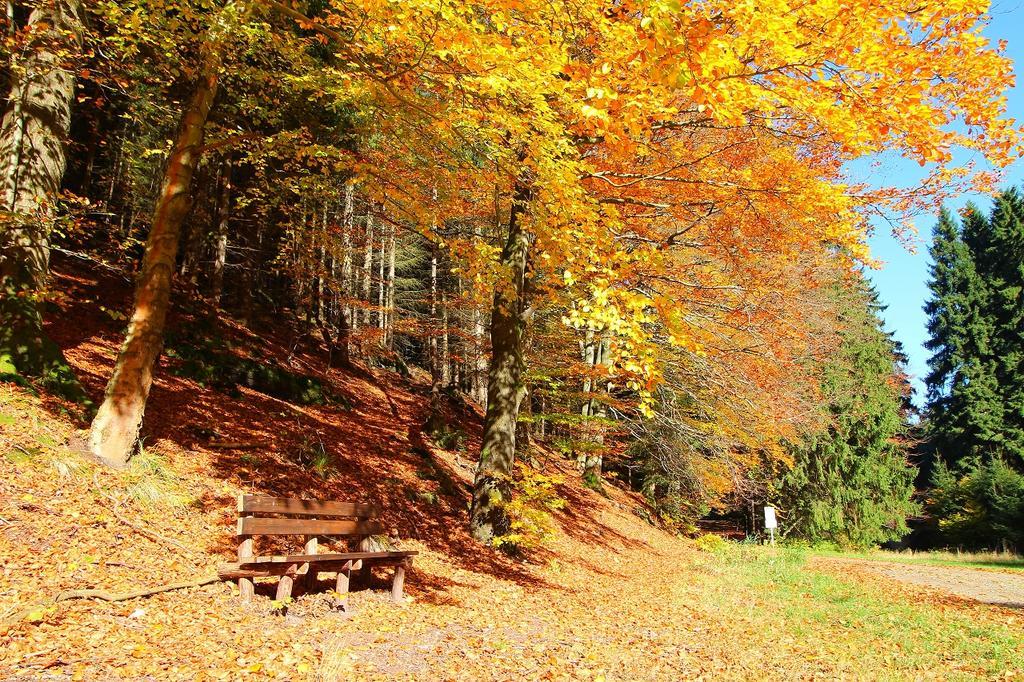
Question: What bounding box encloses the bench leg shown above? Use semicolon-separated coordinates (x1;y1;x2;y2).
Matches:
391;562;406;603
239;577;254;602
294;563;311;597
275;570;295;611
238;531;254;602
296;535;318;595
334;568;350;611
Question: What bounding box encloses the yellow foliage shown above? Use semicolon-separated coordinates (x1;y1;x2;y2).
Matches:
493;462;567;552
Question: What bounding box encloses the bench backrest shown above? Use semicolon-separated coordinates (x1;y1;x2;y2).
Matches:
237;494;384;538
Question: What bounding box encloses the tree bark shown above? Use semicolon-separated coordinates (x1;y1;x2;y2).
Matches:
425;244;445;433
377;215;385;335
177;166;208;286
578;330;610;481
386;222;395;348
292;205;308;323
314;209;327;326
362;211;374;329
469;176;532;543
209;155;231;305
88;12;231;466
0;0;84;394
441;291;451;386
339;182;354;356
472;306;488;406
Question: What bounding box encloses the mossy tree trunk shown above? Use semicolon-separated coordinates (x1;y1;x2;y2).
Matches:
0;0;85;398
469;176;533;544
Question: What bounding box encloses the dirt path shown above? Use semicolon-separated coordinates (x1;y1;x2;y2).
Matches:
821;558;1024;609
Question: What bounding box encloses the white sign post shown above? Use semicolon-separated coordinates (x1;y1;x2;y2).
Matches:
764;506;777;546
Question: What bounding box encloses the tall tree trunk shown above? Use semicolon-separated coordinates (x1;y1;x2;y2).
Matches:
210;155;231;305
362;211;373;329
578;330;609;482
87;15;230;466
472;305;488;406
177;166;208;287
238;219;261;327
377;216;385;336
293;205;308;323
340;182;354;352
386;223;395;348
425;244;445;433
314;209;327;326
469;176;532;543
0;0;84;395
441;291;451;386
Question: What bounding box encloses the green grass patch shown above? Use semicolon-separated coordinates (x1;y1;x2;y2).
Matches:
122;447;191;510
813;547;1024;572
696;545;1023;677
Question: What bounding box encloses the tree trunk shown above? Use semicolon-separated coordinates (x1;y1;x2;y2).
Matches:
469;176;532;543
386;223;395;348
0;0;84;395
340;182;354;354
472;306;488;406
441;291;451;386
88;30;226;467
377;216;385;336
177;169;206;287
238;221;260;327
362;211;373;329
209;155;231;305
293;206;308;323
315;210;327;326
425;245;445;433
578;331;609;482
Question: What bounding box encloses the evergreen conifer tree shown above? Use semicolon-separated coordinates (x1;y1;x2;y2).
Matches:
985;189;1024;464
781;280;918;547
924;207;1002;465
923;189;1024;550
925;193;1024;468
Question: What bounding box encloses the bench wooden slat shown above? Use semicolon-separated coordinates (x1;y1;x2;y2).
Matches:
219;563;311;580
218;555;414;580
237;517;384;537
239;494;377;518
243;551;417;565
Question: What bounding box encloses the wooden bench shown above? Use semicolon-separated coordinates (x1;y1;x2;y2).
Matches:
217;495;416;609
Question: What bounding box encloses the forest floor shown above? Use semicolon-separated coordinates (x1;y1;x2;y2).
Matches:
2;256;1023;680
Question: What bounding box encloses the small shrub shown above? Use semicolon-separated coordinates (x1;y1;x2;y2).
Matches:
633;506;656;526
415;490;439;506
431;425;466;452
238;453;261;467
493;462;566;553
582;469;604;493
294;436;335;479
695;533;729;553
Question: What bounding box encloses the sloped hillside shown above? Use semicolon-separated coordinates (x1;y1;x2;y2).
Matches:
0;257;695;679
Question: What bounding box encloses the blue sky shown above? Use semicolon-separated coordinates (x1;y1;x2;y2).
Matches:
861;0;1024;407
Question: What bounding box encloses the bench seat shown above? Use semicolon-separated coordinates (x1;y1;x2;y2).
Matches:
219;550;417;576
239;550;417;566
